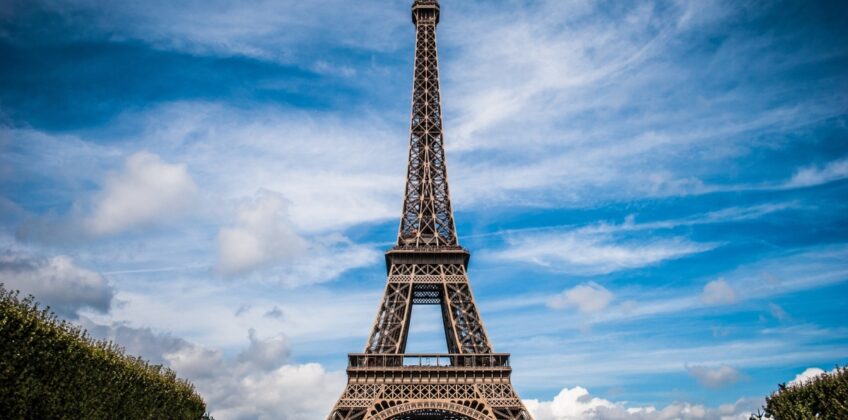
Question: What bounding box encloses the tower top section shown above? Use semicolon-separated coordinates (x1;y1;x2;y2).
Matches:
412;0;440;25
397;0;456;249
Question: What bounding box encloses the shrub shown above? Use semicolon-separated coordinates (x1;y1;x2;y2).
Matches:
0;284;208;419
751;366;848;419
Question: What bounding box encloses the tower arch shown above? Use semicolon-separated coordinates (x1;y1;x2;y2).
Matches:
372;401;488;420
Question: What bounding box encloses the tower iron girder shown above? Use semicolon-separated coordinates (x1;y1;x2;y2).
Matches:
328;1;532;418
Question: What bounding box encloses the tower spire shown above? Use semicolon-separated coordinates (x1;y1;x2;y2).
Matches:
398;0;456;248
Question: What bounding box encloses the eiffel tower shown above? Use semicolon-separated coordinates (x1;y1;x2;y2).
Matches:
328;1;532;419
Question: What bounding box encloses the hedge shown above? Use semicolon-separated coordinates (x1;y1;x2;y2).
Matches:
751;366;848;419
0;284;209;419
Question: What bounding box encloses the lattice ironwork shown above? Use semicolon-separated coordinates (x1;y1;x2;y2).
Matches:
332;382;530;420
329;1;532;419
398;0;456;248
365;264;492;354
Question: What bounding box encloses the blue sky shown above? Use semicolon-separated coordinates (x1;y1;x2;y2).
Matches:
1;0;847;418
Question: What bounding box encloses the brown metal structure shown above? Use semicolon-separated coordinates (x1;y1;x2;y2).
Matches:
328;1;532;419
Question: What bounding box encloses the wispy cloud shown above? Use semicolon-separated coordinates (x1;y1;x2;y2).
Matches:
439;0;847;206
82;276;380;351
768;303;789;321
482;244;848;340
1;0;407;64
686;364;744;388
484;209;738;274
784;158;848;189
491;231;712;275
480;201;801;275
512;333;848;394
468;202;797;242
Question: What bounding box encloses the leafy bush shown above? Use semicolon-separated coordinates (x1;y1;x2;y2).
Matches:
0;284;208;419
751;366;848;419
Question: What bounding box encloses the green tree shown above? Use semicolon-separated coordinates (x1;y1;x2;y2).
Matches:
751;366;848;419
0;284;210;419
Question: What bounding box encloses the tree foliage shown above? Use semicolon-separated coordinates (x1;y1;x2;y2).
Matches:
0;284;208;419
751;366;848;419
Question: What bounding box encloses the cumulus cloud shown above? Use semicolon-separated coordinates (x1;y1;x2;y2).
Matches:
548;282;614;314
525;386;760;420
526;387;615;419
84;151;197;235
237;328;291;370
77;317;189;365
83;319;343;419
701;278;737;305
217;190;378;284
217;190;308;275
686;364;743;388
788;367;827;387
0;251;114;317
167;333;343;420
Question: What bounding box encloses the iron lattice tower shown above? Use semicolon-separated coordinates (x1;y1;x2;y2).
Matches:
328;2;532;419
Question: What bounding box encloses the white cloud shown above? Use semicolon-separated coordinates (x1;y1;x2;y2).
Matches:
8;105;386;286
437;0;844;207
686;364;743;388
4;0;406;64
82;319;344;419
491;226;714;275
548;283;614;314
768;303;788;321
509;331;848;398
114;102;403;233
84;151;197;235
0;251;114;317
525;386;760;420
275;234;378;287
215;189;379;284
78;317;188;365
237;328;291;370
785;158;848;188
788;367;826;387
702;278;737;305
4;0;843;225
82;273;380;352
479;203;793;277
226;363;342;420
217;190;308;275
480;245;848;344
164;332;345;420
526;386;615;420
